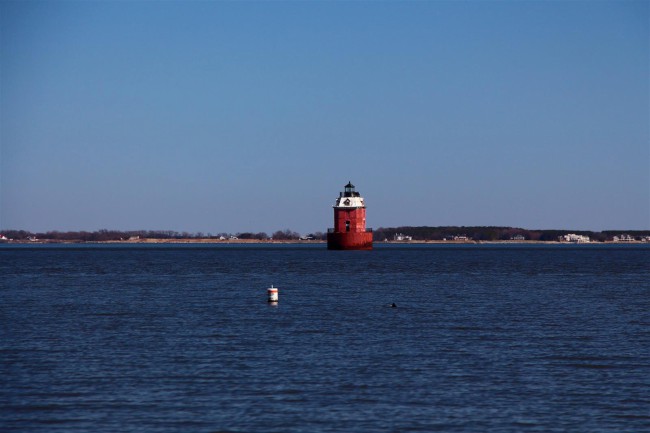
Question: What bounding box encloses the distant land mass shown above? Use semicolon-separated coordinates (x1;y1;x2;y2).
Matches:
1;227;650;243
373;226;650;243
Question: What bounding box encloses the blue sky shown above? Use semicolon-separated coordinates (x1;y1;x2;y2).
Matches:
1;1;648;234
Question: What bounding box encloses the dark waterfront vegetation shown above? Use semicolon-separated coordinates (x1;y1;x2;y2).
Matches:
2;226;650;242
373;226;650;242
0;229;317;242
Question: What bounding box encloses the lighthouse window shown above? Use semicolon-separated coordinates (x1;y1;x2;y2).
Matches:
346;221;350;232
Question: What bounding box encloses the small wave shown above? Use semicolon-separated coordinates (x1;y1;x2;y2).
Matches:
542;355;621;362
86;312;134;317
450;326;484;331
198;333;239;339
8;404;67;413
33;418;85;425
512;419;539;427
297;329;324;335
612;414;650;420
274;388;305;396
565;363;617;369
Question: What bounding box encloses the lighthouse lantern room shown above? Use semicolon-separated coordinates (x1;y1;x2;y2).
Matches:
327;182;373;250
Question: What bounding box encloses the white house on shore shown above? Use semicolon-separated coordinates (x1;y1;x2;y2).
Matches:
559;233;590;243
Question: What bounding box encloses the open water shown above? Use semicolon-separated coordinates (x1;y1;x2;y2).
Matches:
1;244;649;432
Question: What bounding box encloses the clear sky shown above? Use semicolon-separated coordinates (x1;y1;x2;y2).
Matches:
1;1;648;235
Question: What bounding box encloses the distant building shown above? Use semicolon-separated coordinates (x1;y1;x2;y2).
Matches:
394;233;412;241
613;234;634;242
452;235;470;241
559;233;590;243
510;234;526;241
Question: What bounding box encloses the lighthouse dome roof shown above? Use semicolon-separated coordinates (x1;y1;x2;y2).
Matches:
334;195;365;208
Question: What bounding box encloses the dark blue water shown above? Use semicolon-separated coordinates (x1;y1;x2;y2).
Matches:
1;244;649;432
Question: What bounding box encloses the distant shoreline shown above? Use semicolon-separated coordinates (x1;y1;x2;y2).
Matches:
4;226;649;244
2;239;648;245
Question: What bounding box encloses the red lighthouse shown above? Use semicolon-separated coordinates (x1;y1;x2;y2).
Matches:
327;182;373;250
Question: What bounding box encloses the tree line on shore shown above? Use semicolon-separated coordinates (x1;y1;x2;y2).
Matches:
372;226;650;242
2;227;649;242
0;229;327;242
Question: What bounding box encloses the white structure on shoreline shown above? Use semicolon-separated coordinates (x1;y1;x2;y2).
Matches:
394;233;412;241
613;234;634;242
560;233;590;243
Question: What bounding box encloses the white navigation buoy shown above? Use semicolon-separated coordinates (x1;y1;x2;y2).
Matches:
267;285;279;303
